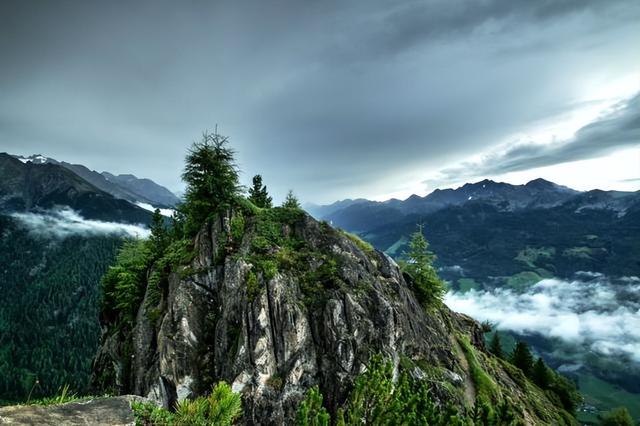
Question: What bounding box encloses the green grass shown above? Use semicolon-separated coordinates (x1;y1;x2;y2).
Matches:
19;384;97;407
504;271;543;292
337;229;375;256
457;278;480;293
457;335;498;403
514;247;555;268
576;373;640;423
562;246;593;260
132;382;242;426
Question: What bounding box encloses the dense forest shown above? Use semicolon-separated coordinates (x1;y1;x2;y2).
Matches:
0;215;122;402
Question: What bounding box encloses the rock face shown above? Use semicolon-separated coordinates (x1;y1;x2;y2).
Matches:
93;208;573;425
0;396;137;426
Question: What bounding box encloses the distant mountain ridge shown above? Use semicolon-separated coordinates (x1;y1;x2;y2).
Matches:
0;153;151;224
12;154;180;208
316;178;637;232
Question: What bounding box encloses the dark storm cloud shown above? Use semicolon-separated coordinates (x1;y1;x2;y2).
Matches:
0;0;638;202
330;0;620;60
427;94;640;185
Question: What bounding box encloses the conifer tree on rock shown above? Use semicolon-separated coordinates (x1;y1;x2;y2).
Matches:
181;131;241;234
402;225;446;308
248;174;273;208
489;331;504;359
149;208;168;258
282;190;301;209
532;357;550;389
511;341;534;377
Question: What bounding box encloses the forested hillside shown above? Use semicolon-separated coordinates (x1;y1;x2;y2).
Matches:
0;214;122;402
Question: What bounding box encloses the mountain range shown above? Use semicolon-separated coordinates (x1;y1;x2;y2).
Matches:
310;178;638;233
1;153;181;223
0;152;183;402
11;153;180;209
309;178;640;422
1;153;637;422
310;178;640;286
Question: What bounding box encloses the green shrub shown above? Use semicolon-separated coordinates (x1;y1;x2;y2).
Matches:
600;407;634;426
246;270;260;302
132;382;241;426
230;213;245;243
297;354;475;426
297;386;330;426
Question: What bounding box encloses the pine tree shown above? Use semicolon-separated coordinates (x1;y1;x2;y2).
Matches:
532;357;550;389
510;341;534;377
402;225;446;308
248;174;272;208
297;386;330;426
282;190;301;209
181;131;241;234
489;331;504;359
600;407;634;426
149;208;168;258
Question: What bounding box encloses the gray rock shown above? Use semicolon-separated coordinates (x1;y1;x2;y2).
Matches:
0;396;140;426
93;209;571;425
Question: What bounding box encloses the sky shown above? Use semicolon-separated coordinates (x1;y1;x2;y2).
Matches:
0;0;638;204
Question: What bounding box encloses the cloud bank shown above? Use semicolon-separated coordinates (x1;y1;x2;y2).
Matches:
445;274;640;363
11;208;150;239
134;202;175;218
427;93;640;188
1;0;638;201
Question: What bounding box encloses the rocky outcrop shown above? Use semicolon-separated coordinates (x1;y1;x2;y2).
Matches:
93;208;574;424
0;396;139;426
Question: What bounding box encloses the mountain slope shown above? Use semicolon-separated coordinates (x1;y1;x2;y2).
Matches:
322;179;634;231
93;206;575;425
102;172;180;208
0;214;122;401
0;153;151;224
12;154;180;208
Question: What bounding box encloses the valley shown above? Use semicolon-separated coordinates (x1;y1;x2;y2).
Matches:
0;150;636;424
311;179;640;423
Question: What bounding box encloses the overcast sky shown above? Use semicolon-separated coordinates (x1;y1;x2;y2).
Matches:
1;0;638;203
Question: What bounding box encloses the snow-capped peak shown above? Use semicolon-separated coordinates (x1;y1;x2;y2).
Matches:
13;154;50;164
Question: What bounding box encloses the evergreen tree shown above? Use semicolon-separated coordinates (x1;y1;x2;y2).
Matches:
149;208;168;258
548;372;581;414
510;341;534;377
402;225;446;308
532;357;550;389
282;190;301;209
297;386;330;426
248;174;273;208
489;331;504;359
600;407;634;426
181;131;241;234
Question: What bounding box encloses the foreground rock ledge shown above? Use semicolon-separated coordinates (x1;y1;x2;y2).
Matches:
0;396;140;426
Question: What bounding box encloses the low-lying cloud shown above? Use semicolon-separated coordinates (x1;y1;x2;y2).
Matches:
445;274;640;363
134;202;175;218
11;208;150;239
